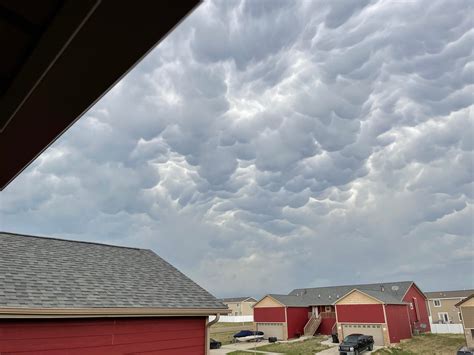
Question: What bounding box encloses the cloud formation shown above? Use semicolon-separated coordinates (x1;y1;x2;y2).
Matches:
1;0;473;297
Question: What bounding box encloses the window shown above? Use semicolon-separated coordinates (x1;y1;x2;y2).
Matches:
471;329;474;338
433;299;441;307
438;312;449;323
459;312;463;322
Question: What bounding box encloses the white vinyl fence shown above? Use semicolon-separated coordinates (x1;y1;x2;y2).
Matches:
430;323;464;334
209;315;253;323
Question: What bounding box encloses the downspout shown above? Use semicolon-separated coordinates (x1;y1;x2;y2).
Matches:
205;314;220;355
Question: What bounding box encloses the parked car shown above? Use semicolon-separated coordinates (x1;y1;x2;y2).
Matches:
338;333;374;355
457;347;474;355
210;338;221;349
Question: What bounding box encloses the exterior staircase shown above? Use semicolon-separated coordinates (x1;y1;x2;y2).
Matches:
303;314;322;336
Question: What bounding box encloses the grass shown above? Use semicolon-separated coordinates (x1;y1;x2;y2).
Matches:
254;335;330;354
373;333;466;355
210;330;238;345
210;322;254;345
212;322;254;328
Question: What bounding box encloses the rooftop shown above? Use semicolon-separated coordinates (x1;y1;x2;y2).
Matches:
0;232;227;312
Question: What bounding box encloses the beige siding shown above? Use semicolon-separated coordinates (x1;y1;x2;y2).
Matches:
224;301;256;316
428;298;465;324
337;290;382;305
461;307;474;329
254;296;283;308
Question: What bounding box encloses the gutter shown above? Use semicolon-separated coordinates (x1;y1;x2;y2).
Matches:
206;313;220;355
0;307;230;318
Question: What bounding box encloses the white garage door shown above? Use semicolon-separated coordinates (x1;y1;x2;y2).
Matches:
255;322;285;340
342;323;385;345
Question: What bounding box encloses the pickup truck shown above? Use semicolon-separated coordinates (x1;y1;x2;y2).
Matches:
338;333;374;354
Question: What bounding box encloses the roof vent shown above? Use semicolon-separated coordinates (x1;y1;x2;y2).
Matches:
318;294;321;298
336;294;340;298
328;295;332;299
380;285;385;292
392;286;399;291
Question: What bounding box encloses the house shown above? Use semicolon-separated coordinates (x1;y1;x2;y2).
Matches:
456;294;474;349
426;289;474;324
253;281;430;346
220;297;257;316
0;232;229;354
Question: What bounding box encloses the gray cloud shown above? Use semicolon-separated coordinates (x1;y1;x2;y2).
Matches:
1;0;473;297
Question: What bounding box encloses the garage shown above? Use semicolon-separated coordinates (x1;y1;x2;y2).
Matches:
341;324;385;346
255;322;286;340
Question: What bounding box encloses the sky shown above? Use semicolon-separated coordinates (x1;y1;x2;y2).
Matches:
1;0;473;298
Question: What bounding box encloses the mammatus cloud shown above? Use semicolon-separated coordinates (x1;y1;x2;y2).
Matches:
1;0;473;297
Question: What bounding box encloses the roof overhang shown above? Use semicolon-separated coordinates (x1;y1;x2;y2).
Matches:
456;294;474;308
0;307;231;319
0;0;201;190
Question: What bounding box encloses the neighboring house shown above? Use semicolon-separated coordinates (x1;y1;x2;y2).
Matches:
426;289;474;324
254;281;430;346
220;297;257;316
0;232;229;354
456;294;474;349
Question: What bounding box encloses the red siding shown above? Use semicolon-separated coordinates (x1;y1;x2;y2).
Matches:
402;284;431;333
319;318;336;335
385;305;412;343
286;307;311;339
0;317;206;354
254;307;286;322
336;304;385;323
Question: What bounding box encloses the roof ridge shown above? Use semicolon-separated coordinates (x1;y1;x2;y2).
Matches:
0;231;146;251
293;281;413;291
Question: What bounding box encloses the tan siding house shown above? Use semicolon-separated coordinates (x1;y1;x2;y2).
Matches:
220;297;257;316
456;294;474;349
426;290;474;325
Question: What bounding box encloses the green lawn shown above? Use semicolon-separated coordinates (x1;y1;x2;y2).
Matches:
254;335;330;354
373;333;465;355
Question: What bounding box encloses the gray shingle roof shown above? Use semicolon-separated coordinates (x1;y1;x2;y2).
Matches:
283;281;415;306
0;232;227;311
425;290;474;299
220;297;257;303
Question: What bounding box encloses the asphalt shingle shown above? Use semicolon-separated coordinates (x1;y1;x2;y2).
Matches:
0;232;227;310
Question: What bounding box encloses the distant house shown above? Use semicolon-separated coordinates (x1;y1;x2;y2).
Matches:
220;297;257;316
456;294;474;349
0;232;229;354
426;289;474;324
253;281;430;345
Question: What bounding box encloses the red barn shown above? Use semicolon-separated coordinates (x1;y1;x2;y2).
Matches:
0;232;229;354
254;281;430;345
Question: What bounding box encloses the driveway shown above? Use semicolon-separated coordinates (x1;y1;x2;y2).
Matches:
210;340;280;354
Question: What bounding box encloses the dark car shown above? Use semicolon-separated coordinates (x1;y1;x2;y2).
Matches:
339;333;374;355
457;347;474;355
210;338;221;349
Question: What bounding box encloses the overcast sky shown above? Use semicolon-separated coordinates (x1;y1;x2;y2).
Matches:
1;0;473;298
